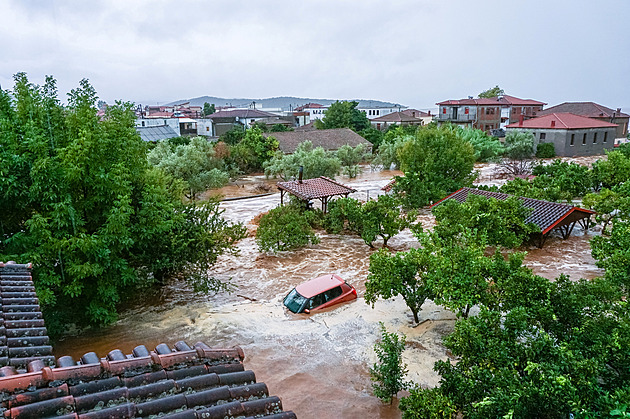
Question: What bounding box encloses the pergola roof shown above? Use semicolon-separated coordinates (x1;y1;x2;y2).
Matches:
277;176;357;200
432;187;594;235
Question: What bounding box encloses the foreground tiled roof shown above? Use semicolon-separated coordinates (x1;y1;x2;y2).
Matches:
0;262;294;418
264;128;371;153
431;187;594;235
136;125;179;142
277;177;356;200
0;262;54;372
0;340;296;418
537;102;629;119
505;113;617;130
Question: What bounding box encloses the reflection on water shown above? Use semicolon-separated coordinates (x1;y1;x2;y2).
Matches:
54;163;603;419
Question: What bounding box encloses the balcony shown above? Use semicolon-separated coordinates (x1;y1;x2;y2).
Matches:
437;114;475;122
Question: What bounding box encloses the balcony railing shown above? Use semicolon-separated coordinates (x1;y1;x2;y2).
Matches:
436;114;475;122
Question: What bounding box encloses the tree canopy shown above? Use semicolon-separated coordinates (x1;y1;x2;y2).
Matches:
394;125;476;207
478;85;505;98
263;141;341;180
315;101;370;132
0;74;246;331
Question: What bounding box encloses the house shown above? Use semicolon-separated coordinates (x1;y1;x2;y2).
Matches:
505;112;617;156
436;95;546;132
263;128;372;153
207;109;276;136
402;109;434;125
136;125;179;142
294;103;327;122
370;111;424;130
0;262;296;418
135;117;197;137
536;102;629;139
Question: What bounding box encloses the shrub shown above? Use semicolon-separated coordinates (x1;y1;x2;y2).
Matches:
370;322;408;404
256;205;321;253
535;142;556;158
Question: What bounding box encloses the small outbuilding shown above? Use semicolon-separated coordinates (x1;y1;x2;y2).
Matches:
432;187;595;247
277;176;357;213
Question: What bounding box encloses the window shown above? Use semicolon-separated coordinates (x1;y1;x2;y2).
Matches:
593;133;598;144
540;133;546;140
570;133;575;146
604;131;608;143
377;110;380;115
324;286;343;302
443;107;447;114
206;126;209;132
465;107;469;114
141;121;145;127
582;133;587;145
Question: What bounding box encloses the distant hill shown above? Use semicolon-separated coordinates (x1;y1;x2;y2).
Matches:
165;96;406;111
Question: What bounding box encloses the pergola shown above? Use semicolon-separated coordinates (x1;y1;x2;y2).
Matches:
277;176;357;213
431;187;595;247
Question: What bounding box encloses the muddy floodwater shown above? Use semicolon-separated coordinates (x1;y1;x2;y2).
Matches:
54;163;603;419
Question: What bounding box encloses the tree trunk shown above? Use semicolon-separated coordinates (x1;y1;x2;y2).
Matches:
412;308;419;323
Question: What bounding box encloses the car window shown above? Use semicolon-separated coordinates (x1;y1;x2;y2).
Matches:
283;288;307;313
324;286;343;302
309;293;325;309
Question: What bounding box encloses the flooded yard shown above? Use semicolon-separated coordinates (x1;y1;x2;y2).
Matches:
54;163;603;419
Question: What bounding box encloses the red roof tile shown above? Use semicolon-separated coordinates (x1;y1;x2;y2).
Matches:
537;102;629;119
437;95;546;107
0;340;296;418
277;177;356;200
505;113;618;129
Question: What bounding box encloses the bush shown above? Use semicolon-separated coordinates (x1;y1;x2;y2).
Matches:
263;141;341;180
399;387;457;419
535;142;556;158
370;322;408;404
256;205;321;253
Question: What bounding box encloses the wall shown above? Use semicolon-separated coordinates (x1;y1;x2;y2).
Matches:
508;127;616;157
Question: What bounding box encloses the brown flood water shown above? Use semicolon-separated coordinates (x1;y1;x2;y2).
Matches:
54;162;603;419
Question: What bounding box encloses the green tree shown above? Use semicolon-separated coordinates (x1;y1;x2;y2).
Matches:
432;194;538;248
0;74;246;330
456;127;504;162
535;142;556;158
325;195;413;248
372;129;411;170
478;85;505;98
147;136;230;200
504;130;535;160
230;127;278;172
203;102;215;116
365;247;434;323
315;101;370;132
358;126;385;150
370;322;408;404
219;125;245;145
394;125;476;208
263;141;341;180
336;143;370;178
592;149;630;189
256;205;321;253
399;387;457;419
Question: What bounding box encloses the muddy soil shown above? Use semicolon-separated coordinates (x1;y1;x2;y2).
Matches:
54;161;603;419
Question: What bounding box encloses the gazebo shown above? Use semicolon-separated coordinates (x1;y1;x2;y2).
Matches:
277;176;357;213
431;187;595;247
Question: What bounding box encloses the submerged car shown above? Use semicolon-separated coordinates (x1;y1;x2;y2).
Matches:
283;274;357;314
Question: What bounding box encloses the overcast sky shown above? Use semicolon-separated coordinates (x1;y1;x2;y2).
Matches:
1;0;629;111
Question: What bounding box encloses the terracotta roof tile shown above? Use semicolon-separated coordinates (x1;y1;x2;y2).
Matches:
0;262;55;372
505;113;618;129
0;340;295;418
264;128;371;153
277;177;356;200
431;187;594;234
537;102;629;119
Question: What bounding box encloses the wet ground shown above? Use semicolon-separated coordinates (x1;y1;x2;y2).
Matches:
54;161;604;419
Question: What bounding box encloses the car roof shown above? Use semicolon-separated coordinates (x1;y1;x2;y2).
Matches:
295;274;345;298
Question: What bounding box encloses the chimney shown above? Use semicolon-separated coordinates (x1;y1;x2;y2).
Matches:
298;166;303;183
617;108;621;114
519;115;524;126
551;120;555;128
428;110;431;116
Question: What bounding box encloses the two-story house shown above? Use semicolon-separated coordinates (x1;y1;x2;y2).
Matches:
436;95;546;132
536;102;629;140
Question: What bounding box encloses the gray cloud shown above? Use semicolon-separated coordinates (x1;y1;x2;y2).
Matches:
1;0;628;110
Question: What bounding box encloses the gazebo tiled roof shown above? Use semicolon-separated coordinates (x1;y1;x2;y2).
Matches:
277;177;356;213
431;187;595;245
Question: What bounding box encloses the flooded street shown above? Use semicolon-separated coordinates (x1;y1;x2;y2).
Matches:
54;163;603;419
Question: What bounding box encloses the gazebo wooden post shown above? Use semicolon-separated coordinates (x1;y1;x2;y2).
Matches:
322;197;328;214
280;190;284;206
